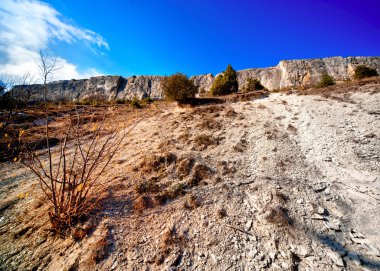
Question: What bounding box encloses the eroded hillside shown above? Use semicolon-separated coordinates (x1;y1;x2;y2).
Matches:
0;80;379;271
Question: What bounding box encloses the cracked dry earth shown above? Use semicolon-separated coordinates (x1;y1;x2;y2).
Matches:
1;84;380;271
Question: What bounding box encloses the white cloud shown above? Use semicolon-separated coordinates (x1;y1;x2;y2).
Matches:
0;0;109;82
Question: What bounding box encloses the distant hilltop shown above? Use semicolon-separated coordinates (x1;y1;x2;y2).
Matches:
13;56;380;101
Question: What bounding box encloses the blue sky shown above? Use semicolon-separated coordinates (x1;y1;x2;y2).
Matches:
1;0;380;80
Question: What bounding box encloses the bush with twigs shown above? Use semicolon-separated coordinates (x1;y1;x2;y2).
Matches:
354;65;378;79
161;73;198;103
17;114;130;235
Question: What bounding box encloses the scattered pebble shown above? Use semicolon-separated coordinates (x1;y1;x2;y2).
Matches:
323;221;340;231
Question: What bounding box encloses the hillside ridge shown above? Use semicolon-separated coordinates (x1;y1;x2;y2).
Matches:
12;56;380;101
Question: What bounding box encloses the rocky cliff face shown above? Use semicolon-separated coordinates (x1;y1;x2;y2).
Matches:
12;56;380;101
234;56;380;90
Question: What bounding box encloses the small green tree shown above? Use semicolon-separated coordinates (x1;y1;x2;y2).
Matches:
161;73;198;103
210;64;238;96
317;73;335;88
354;65;378;79
242;77;265;92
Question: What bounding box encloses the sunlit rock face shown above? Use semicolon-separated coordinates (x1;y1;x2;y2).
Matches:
196;56;380;91
12;56;380;101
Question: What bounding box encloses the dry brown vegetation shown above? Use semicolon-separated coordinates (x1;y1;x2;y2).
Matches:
193;134;218;150
19;113;127;235
0;103;161;162
276;76;380;97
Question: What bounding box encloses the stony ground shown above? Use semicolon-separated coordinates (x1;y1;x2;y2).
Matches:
0;81;379;271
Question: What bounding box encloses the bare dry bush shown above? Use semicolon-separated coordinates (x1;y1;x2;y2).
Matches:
19;114;128;235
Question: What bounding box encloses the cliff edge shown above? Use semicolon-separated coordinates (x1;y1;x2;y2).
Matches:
12;56;380;101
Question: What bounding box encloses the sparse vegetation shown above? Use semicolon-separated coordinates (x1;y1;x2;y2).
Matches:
183;194;200;209
210;64;238;96
135;179;160;194
242;77;265;92
138;152;176;175
354;65;378;79
317;73;335;88
18;114;127;235
134;195;154;212
176;157;194;179
193;134;217;150
131;96;142;108
161;73;198;103
78;93;108;106
189;163;212;186
264;205;291;226
91;235;111;263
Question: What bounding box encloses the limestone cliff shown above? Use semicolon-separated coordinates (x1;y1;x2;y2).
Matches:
12;56;380;101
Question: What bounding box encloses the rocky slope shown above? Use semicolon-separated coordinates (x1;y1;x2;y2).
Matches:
0;79;379;270
12;56;380;101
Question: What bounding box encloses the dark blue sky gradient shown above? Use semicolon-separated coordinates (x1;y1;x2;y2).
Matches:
47;0;380;76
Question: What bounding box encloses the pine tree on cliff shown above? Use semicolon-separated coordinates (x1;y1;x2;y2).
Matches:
210;64;239;95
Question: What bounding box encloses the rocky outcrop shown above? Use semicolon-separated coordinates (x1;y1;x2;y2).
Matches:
235;56;380;90
12;56;380;101
12;75;165;101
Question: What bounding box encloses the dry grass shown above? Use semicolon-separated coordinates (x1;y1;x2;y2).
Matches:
134;195;154;212
1;102;168;162
135;179;160;194
176;157;194;179
193;134;218;150
217;160;237;175
192;104;224;116
183;194;200;210
91;235;111;263
224;107;237;117
157;226;186;265
189;164;212;187
137;152;177;175
275;191;289;203
257;104;267;109
71;227;87;241
196;117;223;131
294;77;380;97
264;205;292;226
177;132;191;144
